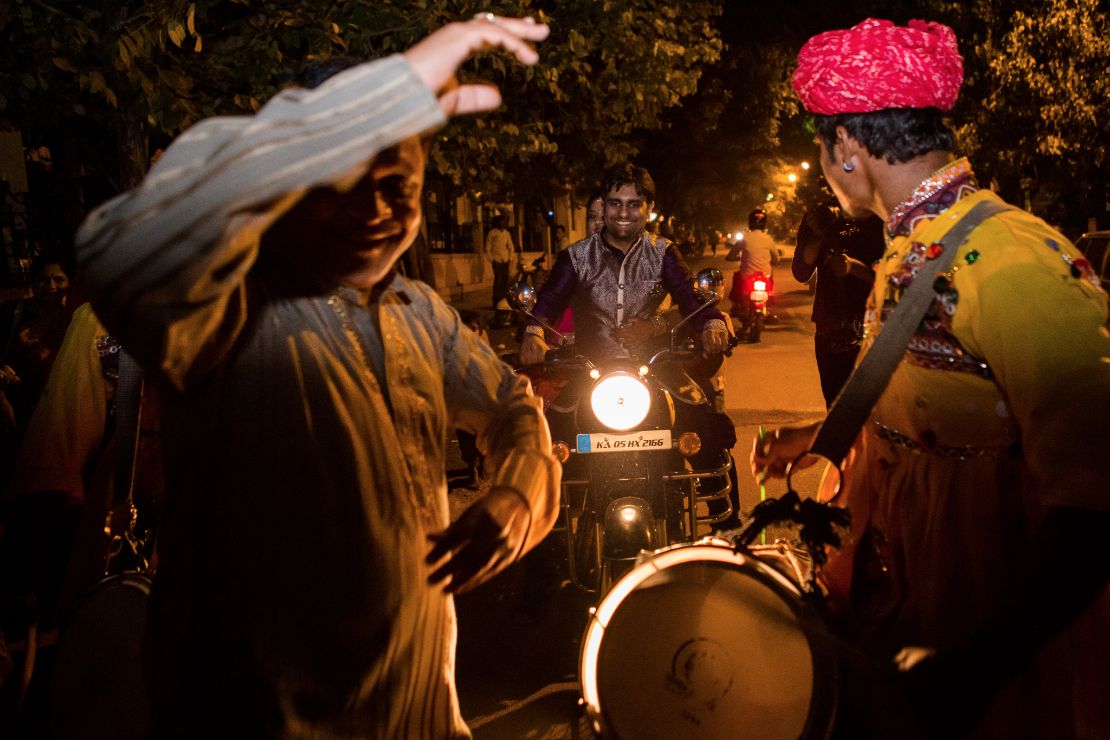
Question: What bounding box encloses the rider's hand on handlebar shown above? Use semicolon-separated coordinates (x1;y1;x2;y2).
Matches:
749;422;822;480
426;487;532;594
519;333;550;365
701;326;731;356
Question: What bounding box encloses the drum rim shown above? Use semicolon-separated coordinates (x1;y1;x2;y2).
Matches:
579;542;837;739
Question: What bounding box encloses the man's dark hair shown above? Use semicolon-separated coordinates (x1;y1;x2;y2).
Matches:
601;163;655;203
293;56;364;90
815;108;956;164
30;251;71;279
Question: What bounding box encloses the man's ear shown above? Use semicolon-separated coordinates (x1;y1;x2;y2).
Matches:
835;125;865;166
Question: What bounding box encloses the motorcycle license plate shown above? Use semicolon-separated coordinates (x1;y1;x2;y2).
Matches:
576;429;672;453
749;289;768;302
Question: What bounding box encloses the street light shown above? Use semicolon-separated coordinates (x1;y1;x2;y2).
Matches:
787;173;798;183
801;161;810;170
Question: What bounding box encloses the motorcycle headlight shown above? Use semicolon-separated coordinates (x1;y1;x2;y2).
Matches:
590;371;652;431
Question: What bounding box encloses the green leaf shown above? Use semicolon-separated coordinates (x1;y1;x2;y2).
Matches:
52;57;77;73
187;3;196;35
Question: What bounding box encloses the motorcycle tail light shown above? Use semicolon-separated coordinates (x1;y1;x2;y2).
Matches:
677;432;702;457
552;440;571;463
753;279;767;292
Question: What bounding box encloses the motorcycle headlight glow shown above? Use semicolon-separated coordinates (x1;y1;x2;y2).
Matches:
590;372;651;431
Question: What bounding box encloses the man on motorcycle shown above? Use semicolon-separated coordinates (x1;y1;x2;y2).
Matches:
519;163;729;364
727;208;781;320
518;164;738;536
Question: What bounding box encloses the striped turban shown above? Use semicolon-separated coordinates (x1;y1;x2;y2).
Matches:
792;18;963;115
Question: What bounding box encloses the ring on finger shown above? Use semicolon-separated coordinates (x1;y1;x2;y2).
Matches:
473;11;499;24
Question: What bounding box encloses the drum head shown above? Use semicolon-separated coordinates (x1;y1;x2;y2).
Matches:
581;544;834;739
49;573;151;740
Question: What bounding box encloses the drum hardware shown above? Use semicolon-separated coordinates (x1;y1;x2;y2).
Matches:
48;349;153;740
103;500;154;577
715;483;850;594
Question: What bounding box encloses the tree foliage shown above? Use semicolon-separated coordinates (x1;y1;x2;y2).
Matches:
971;0;1107;222
0;0;723;222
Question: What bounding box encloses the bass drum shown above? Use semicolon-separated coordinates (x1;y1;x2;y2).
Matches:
48;572;151;740
579;542;836;739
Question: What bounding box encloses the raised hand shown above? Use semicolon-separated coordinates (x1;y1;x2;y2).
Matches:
403;15;550;117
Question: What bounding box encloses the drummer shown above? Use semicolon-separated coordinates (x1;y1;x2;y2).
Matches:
753;17;1110;738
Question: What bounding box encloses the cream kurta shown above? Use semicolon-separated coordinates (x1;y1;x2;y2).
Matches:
75;55;558;738
824;187;1110;736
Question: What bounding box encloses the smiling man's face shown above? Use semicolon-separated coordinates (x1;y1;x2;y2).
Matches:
603;184;650;244
276;137;425;289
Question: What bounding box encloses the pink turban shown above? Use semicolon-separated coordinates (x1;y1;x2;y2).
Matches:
792;18;963;115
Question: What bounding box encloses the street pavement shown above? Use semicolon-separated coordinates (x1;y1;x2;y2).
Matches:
445;251;827;738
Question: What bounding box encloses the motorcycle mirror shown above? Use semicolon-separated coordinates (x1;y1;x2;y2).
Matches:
506;276;566;343
693;267;725;303
667;268;724;345
506;277;538;314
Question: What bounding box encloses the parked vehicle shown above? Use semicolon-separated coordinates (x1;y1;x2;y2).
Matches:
1076;230;1110;293
507;270;736;594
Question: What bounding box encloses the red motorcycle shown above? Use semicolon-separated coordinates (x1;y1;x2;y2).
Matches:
729;271;773;343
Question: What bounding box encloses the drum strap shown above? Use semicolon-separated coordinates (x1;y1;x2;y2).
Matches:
809;200;1012;465
104;349;145;575
113;349;144;509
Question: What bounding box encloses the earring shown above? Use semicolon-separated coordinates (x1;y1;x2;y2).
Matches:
842;161;855;172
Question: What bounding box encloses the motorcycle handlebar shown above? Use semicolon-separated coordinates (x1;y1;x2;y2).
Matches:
648;332;740;365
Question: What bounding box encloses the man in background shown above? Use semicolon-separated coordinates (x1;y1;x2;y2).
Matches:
485;213;515;309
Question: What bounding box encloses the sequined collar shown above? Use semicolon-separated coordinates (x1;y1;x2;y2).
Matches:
886;157;979;239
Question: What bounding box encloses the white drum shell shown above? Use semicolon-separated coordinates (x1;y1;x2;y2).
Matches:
580;543;835;739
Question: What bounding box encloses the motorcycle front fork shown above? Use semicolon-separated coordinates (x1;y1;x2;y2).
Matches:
558;454;734;594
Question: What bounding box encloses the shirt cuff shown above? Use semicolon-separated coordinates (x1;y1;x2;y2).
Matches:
491;447;561;553
524;324;546;338
702;319;727;333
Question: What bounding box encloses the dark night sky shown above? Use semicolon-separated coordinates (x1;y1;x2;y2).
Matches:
638;1;928;225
